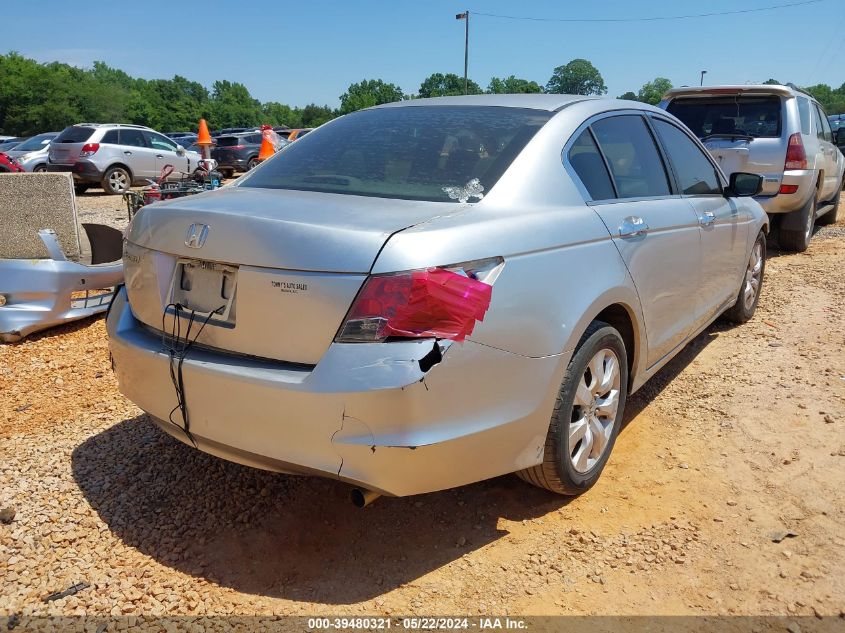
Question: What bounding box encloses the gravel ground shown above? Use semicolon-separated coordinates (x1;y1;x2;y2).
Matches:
1;208;844;624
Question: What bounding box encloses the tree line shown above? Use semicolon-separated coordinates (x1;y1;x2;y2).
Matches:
1;52;843;136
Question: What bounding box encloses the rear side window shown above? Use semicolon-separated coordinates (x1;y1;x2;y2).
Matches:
54;126;95;144
120;129;148;148
667;96;782;138
101;130;119;144
216;136;242;147
797;98;811;135
247;134;263;144
653;119;722;195
241;106;552;202
568;129;615;200
816;105;833;142
590;115;671;199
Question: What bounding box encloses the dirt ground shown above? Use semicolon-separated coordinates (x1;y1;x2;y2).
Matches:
1;205;844;621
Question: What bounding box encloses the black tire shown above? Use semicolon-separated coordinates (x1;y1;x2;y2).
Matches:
101;166;131;195
246;157;259;170
74;184;90;195
33;164;47;173
221;168;235;179
723;231;766;324
816;177;843;226
517;321;628;495
779;194;816;252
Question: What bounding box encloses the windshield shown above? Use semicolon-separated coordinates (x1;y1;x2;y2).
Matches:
15;134;55;151
667;96;782;139
240;106;552;202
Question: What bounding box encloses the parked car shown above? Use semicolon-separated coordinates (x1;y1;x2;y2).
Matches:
0;137;25;152
286;128;313;141
173;134;198;148
165;132;196;140
0;152;24;173
108;95;768;502
4;132;58;162
11;133;59;172
828;113;845;133
211;132;265;176
47;123;204;194
661;85;844;251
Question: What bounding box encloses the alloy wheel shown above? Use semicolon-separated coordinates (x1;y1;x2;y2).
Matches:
109;171;128;193
743;241;763;311
569;348;621;473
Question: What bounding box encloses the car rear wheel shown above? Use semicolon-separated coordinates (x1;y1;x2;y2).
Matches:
101;166;131;195
723;231;766;324
517;321;628;495
779;192;816;252
816;177;843;226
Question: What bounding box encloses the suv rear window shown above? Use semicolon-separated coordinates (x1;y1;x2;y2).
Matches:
216;136;243;147
241;106;552;202
54;126;95;144
667;96;782;139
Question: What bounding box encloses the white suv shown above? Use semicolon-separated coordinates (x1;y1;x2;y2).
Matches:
47;123;203;195
661;85;844;251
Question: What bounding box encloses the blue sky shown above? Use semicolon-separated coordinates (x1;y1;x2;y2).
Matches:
5;0;845;107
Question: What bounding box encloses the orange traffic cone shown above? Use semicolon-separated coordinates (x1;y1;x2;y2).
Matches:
197;119;213;160
258;126;275;162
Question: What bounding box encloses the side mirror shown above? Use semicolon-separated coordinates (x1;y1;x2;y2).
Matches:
726;172;763;197
176;146;186;156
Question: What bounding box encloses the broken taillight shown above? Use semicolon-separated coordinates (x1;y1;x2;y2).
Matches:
79;143;100;157
336;257;503;343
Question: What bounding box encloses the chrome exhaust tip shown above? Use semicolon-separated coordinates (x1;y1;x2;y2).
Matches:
350;488;381;508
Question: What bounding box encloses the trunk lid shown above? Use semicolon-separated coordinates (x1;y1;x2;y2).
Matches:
49;125;97;166
124;186;458;364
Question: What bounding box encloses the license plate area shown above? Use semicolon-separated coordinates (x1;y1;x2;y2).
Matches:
167;258;238;323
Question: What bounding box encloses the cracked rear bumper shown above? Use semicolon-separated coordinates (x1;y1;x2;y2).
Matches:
107;288;566;496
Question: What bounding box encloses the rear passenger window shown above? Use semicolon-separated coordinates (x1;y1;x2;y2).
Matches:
568;129;615;200
101;130;119;144
120;129;148;148
590;115;671;199
817;106;833;142
797;98;811;136
653;119;722;195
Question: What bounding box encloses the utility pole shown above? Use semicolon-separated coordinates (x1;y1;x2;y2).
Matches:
456;11;469;94
700;70;707;86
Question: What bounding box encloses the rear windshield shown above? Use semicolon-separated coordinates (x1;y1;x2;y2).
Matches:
54;126;96;144
216;136;243;147
667;96;782;139
241;106;552;202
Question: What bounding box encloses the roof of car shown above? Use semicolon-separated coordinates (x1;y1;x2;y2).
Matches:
663;84;806;99
373;94;597;112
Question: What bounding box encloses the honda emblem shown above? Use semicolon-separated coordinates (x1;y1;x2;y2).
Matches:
185;223;209;249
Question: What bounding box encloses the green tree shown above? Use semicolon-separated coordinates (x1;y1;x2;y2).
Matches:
339;79;404;114
418;73;482;98
637;77;673;105
487;75;543;94
545;59;607;95
763;78;781;85
209;80;263;128
618;91;638;101
298;104;336;127
263;102;302;128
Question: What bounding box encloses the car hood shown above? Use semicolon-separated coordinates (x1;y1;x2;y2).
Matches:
126;185;461;273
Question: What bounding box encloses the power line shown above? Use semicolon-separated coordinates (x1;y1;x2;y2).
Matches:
470;0;823;23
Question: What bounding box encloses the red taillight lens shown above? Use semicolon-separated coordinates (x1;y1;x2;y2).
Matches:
779;184;799;194
784;133;807;170
336;260;502;343
79;143;100;157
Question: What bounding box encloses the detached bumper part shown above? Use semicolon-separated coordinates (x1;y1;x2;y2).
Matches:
107;287;565;496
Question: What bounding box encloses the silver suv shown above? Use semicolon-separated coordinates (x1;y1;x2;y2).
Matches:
660;85;844;251
47;123;203;195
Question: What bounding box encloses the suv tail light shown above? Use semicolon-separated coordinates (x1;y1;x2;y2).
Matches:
336;257;504;343
79;143;100;157
784;133;807;170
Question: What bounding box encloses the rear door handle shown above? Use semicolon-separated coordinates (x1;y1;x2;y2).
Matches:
156;154;164;159
699;211;716;227
123;151;132;155
618;216;649;238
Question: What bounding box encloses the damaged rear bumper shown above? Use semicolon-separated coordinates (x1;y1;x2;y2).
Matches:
107;288;566;496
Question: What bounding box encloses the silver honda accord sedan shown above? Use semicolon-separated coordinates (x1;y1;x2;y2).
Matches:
108;94;768;500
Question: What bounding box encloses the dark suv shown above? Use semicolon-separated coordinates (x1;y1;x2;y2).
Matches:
211;132;264;176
